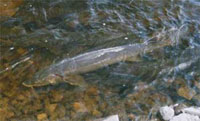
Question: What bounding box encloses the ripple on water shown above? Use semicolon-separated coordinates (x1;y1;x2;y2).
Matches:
0;0;200;120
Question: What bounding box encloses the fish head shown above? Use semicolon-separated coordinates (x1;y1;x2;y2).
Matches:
23;69;63;87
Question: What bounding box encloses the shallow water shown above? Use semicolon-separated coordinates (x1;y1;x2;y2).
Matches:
0;0;200;120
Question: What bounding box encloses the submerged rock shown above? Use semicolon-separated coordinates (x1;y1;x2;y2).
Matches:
160;105;200;121
182;107;200;117
73;102;88;113
93;115;119;121
170;113;200;121
177;86;196;100
159;106;174;120
37;113;47;121
0;0;23;17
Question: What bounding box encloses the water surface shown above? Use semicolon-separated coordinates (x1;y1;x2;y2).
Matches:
0;0;200;120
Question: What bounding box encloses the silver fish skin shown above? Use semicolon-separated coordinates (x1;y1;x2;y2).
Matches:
23;37;171;87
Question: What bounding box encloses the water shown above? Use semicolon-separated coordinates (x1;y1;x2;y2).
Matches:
0;0;200;120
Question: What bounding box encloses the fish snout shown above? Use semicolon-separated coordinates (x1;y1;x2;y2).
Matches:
22;80;35;87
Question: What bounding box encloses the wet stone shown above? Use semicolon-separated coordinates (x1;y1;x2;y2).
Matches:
48;104;66;120
17;48;27;55
79;11;91;26
92;109;102;117
174;103;188;115
37;113;47;121
73;102;88;113
177;86;196;100
0;0;24;17
0;108;15;121
85;87;99;96
159;106;174;120
46;103;57;115
50;90;64;102
128;113;136;120
194;81;200;90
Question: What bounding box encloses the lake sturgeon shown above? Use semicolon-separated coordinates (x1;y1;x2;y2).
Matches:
23;34;172;87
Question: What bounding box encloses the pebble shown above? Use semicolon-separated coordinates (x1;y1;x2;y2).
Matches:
194;81;200;89
10;47;15;50
47;104;57;114
103;115;119;121
159;106;174;120
51;91;63;102
37;113;47;121
94;115;119;121
182;107;200;116
124;37;128;40
160;105;200;121
174;103;187;114
128;114;135;120
92;109;102;117
177;86;196;100
73;102;88;113
170;113;200;121
0;0;24;17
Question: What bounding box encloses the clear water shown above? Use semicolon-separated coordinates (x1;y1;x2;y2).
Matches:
0;0;200;120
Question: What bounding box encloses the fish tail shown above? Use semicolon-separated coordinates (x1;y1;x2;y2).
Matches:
146;24;188;46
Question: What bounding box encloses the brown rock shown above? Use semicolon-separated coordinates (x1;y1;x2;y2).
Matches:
0;0;24;17
128;114;136;120
51;91;63;102
37;113;47;121
46;104;57;114
193;94;200;102
79;11;90;25
86;87;99;96
0;108;15;120
92;109;102;117
73;102;88;113
177;86;196;100
17;48;27;55
195;81;200;90
54;105;66;119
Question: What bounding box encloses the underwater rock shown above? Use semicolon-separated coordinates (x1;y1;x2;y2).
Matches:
182;107;200;116
93;115;119;121
46;104;57;115
195;81;200;90
0;0;23;17
170;113;200;121
37;113;47;121
73;102;88;113
173;103;188;115
159;106;175;120
128;114;136;120
160;105;200;121
86;87;99;96
48;104;66;120
0;108;15;121
177;86;196;100
102;115;119;121
51;91;64;102
92;109;102;117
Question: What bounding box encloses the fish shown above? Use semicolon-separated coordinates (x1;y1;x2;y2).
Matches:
23;34;172;87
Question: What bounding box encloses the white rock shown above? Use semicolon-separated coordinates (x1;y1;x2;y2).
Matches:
160;106;175;120
170;113;200;121
93;115;119;121
182;107;200;116
103;115;119;121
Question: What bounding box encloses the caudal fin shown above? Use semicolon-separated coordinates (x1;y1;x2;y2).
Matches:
146;24;188;46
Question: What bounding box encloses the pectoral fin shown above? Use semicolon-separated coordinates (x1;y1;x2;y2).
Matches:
125;55;142;62
63;74;88;87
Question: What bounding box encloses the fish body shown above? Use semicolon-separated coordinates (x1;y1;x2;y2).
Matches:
23;37;171;87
